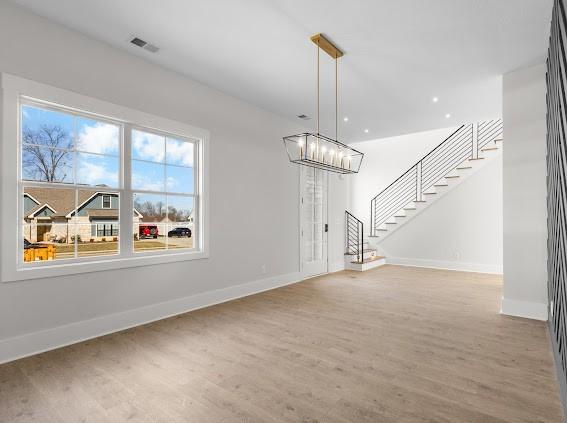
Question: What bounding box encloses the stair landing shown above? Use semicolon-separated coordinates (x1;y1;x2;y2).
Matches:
345;254;386;271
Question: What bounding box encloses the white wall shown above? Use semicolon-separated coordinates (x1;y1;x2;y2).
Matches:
349;126;503;273
0;2;306;361
350;126;459;229
502;63;548;321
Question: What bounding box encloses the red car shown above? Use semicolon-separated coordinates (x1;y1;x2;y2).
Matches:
139;225;158;239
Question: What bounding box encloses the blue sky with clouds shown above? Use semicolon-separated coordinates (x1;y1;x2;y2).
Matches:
22;105;194;192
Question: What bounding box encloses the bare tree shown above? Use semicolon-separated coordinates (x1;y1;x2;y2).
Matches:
167;206;192;222
22;124;72;182
133;198;192;222
134;199;166;221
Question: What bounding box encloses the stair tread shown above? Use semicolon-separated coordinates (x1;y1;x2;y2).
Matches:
403;207;416;210
469;157;485;161
345;248;376;255
423;192;437;195
445;175;459;178
481;147;498;151
434;184;448;187
457;166;472;169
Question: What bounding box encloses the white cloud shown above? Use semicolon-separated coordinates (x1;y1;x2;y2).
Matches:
166;138;194;167
77;160;118;187
78;122;119;155
133;130;165;162
132;173;165;192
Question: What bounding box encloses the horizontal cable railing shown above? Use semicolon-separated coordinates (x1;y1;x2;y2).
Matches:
345;211;364;263
370;119;503;236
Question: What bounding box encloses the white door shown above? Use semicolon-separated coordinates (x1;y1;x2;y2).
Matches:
300;166;328;278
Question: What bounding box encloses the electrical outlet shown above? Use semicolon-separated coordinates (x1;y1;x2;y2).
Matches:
261;265;267;274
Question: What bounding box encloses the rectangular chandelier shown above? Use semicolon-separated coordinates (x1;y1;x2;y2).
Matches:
283;132;364;174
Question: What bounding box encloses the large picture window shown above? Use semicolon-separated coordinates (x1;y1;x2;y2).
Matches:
18;99;202;268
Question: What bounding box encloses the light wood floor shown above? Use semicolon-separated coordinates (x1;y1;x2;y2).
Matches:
0;265;563;422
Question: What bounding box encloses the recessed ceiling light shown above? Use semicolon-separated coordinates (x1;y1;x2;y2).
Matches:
364;129;369;133
445;113;451;118
343;117;349;122
432;97;439;103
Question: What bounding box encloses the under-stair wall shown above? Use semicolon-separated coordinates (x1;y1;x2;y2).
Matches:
377;154;502;273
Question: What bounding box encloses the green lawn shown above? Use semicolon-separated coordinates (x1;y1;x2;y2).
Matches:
49;239;191;255
54;241;170;253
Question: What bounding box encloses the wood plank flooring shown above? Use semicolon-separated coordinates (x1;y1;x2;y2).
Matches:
0;265;563;422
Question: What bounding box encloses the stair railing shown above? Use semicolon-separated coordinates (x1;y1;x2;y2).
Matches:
345;211;364;263
370;119;503;236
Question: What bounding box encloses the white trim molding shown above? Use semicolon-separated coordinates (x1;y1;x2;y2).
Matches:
0;271;302;365
500;297;548;321
386;257;503;275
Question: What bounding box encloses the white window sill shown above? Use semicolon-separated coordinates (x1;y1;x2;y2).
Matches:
2;250;209;283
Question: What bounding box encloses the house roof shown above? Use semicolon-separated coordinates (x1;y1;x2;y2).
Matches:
24;187;141;219
24;187;103;217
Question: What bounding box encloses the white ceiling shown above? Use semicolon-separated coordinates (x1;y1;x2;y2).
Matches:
9;0;552;142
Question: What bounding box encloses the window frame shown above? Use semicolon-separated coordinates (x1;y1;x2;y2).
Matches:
1;73;210;283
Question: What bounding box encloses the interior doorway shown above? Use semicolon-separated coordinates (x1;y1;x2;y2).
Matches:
300;166;328;278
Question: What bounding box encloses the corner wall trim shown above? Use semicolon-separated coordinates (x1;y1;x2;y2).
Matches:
386;257;503;275
0;271;302;365
500;297;548;321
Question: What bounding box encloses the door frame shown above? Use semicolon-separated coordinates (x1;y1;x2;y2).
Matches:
299;166;329;279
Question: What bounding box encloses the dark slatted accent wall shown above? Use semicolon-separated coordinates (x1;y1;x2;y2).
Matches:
548;0;567;404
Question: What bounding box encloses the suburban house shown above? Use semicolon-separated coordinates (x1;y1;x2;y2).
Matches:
2;1;567;422
23;188;140;243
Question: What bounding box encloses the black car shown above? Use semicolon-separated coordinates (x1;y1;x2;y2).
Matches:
168;227;192;237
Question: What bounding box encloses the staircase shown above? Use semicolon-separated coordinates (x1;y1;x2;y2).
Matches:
345;211;386;271
345;119;503;271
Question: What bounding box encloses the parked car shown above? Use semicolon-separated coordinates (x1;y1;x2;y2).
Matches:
139;225;158;239
168;227;191;238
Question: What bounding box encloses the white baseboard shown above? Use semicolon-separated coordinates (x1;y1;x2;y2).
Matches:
501;297;548;321
386;257;503;274
329;261;345;273
0;271;302;365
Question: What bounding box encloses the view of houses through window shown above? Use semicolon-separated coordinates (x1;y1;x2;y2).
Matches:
21;102;197;264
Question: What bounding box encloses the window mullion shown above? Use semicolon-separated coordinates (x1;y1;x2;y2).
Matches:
120;123;134;257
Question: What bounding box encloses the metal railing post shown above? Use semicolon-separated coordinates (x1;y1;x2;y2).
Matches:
472;123;478;159
361;221;364;263
416;162;423;201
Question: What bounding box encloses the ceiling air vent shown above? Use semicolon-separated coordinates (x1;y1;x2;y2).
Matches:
130;36;160;53
297;114;311;120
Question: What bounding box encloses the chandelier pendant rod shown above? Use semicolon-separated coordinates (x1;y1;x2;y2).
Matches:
336;52;338;141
